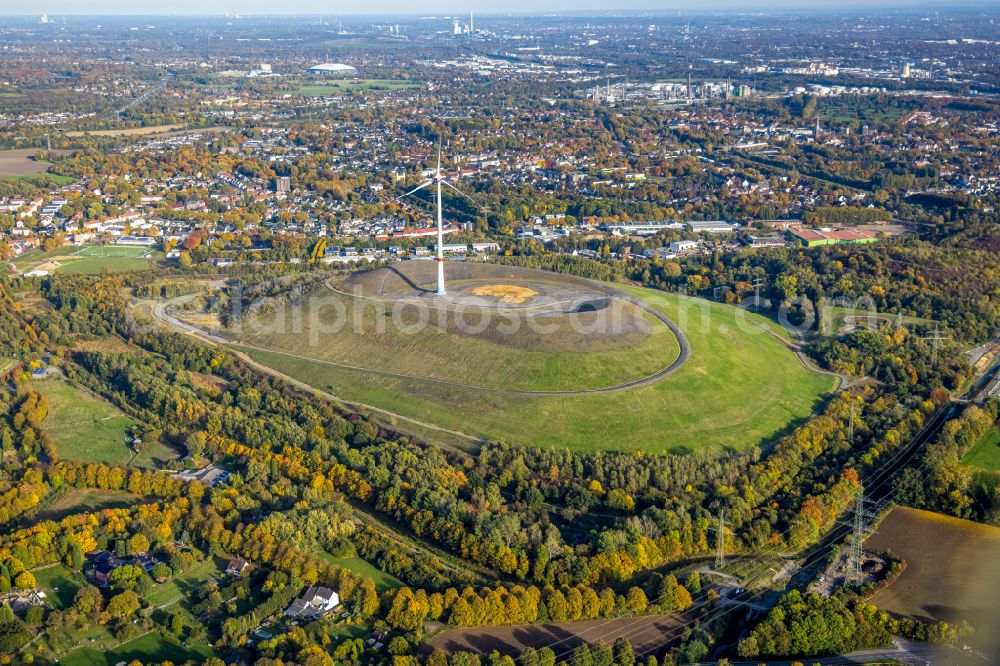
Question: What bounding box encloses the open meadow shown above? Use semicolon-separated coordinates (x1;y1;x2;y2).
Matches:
33;564;87;610
236;274;836;453
35;488;140;523
145;556;227;607
32;377;136;465
962;427;1000;471
60;631;215;666
0;356;17;376
318;553;404;592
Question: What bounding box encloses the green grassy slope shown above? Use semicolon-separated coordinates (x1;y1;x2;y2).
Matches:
242;287;836;453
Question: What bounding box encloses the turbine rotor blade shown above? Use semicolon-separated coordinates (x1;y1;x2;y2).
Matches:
395;180;433;201
442;180;486;210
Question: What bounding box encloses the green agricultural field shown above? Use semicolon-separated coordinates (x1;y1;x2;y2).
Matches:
32;378;135;464
294;79;418;95
319;553;404;592
33;564;87;610
241;286;837;453
963;428;1000;471
61;631;215;666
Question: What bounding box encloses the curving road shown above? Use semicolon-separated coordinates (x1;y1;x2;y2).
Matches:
149;294;484;451
151;282;690;398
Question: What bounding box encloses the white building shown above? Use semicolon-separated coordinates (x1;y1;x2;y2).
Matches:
686;220;738;234
669;240;699;253
307;63;357;75
604;221;683;236
285;586;340;619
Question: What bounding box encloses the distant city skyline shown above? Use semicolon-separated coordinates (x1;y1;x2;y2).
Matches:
4;1;995;18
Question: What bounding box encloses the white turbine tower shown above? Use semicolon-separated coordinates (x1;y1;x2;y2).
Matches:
395;142;473;296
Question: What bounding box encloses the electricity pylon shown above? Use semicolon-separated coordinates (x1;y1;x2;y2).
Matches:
922;326;947;366
714;510;727;570
847;486;881;585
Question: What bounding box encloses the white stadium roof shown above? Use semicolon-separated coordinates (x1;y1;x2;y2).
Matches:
307;63;357;73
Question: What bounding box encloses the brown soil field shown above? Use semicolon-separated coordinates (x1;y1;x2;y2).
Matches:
0;148;69;176
426;614;685;658
865;506;1000;652
66;125;224;138
66;124;183;137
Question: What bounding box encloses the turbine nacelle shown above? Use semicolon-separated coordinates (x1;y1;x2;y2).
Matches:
394;146;474;296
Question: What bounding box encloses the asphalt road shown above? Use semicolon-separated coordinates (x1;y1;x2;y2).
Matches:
152;283;692;397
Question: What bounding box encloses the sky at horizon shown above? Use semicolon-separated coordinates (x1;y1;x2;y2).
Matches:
5;1;995;18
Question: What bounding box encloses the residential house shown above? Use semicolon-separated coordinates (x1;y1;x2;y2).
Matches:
284;585;340;619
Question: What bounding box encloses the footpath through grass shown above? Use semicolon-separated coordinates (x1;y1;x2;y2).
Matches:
243;287;837;454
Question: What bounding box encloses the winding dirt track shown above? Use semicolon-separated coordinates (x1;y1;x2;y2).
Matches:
152;278;690;397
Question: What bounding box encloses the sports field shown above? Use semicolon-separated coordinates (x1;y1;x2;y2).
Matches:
238;279;836;453
13;244;160;275
32;378;135;464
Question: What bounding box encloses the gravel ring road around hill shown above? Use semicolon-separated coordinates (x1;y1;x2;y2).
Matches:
152;278;691;398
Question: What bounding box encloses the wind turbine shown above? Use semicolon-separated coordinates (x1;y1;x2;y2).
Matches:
395;142;473;296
